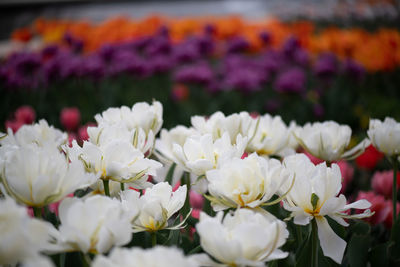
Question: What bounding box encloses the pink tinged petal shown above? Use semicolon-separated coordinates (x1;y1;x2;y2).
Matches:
315;217;346;264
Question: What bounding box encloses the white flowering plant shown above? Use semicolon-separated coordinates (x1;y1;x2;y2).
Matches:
1;102;399;267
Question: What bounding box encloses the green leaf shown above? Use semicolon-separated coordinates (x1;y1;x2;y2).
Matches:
311;193;319;211
349;221;371;236
390;216;400;261
346;234;372;267
369;242;390;267
295;228;313;267
165;163;176;185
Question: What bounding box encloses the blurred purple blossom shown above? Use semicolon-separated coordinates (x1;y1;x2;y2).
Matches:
342;59;365;82
282;36;300;58
314;53;337;79
274;67;306;93
259;31;272;45
174;62;213;85
226;37;249;54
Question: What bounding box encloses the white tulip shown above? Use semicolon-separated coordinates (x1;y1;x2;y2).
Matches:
1;119;67;149
246;114;290;157
172;132;247;176
0;197;57;265
282;153;372;264
92;246;200;267
1;120;67;175
120;182;187;232
196;209;289;267
153;161;208;194
95;101;163;135
206;153;292;211
67;139;161;188
294;121;370;162
55;195;133;254
2;145;97;207
87;122;155;156
155;125;197;163
368;117;400;156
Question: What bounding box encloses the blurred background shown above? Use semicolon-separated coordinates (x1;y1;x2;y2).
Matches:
1;0;399;140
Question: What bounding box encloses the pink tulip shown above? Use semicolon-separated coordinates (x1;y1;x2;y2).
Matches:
60;107;81;131
15;105;35;124
189;190;204;210
78;122;96;142
384;200;400;229
371;170;400;199
5;120;24;133
356;191;391;225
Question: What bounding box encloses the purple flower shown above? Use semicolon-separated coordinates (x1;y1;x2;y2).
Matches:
293;49;310;67
259;31;272;45
60;56;84;79
257;50;285;74
224;67;265;93
173;42;200;64
41;45;59;59
194;36;214;56
282;36;300;58
81;55;105;80
314;53;337;79
226;37;249;54
63;32;83;53
145;36;171;56
109;50;150;77
13;53;41;77
4;52;42;89
173;63;213;85
99;44;117;63
274;67;306;93
342;59;365;82
204;24;216;36
148;55;175;73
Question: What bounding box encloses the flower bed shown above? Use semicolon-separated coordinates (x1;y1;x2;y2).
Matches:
1;101;400;267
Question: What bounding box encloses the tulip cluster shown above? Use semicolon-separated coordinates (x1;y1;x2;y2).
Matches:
2;100;400;267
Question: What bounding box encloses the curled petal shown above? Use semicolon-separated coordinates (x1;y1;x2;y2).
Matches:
342;199;371;211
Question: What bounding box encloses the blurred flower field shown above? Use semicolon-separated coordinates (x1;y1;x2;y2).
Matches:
1;15;400;133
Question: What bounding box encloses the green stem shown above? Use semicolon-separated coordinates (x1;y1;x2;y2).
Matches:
311;219;319;267
120;182;125;191
103;180;110;197
80;252;90;267
296;225;303;246
59;253;66;267
151;232;157;247
392;156;398;229
33;207;42;219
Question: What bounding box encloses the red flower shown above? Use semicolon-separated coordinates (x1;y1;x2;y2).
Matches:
355;145;384;170
5;120;24;133
60;107;81;131
15;105;35;124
